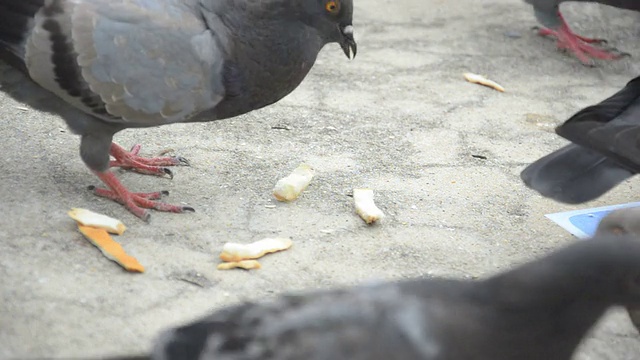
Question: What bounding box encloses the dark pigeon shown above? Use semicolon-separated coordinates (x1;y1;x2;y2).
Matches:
107;235;640;360
0;0;356;221
521;75;640;204
524;0;639;64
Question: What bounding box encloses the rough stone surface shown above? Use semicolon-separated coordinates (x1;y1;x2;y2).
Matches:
1;0;639;358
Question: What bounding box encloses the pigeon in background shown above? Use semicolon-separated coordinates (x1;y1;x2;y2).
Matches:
596;207;640;237
0;0;356;221
521;75;640;204
106;235;640;360
596;207;640;333
524;0;639;64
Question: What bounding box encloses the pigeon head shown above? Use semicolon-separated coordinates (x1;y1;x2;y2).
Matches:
487;235;640;309
302;0;357;59
566;235;640;306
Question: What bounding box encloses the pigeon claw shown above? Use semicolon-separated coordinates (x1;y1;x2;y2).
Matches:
109;142;189;178
536;26;607;45
177;156;191;166
92;171;194;221
535;12;627;65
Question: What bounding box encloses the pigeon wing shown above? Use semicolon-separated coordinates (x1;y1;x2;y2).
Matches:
24;0;225;126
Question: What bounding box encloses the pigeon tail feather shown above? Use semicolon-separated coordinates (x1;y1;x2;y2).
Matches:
521;144;634;204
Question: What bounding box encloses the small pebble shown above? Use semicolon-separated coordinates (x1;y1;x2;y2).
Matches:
504;30;522;39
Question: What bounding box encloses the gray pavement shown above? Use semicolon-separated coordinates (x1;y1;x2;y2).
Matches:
2;0;640;358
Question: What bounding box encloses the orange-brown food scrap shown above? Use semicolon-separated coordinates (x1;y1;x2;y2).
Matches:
217;260;262;270
219;238;293;262
68;208;126;235
77;225;145;273
273;163;315;202
463;72;505;92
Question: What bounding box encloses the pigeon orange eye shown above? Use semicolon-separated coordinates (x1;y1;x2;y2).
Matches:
325;1;339;13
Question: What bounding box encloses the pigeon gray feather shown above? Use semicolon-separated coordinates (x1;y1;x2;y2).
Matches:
107;235;640;360
0;0;356;220
521;76;640;204
524;0;639;64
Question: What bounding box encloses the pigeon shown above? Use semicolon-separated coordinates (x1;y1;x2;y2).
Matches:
0;0;357;221
521;75;640;204
596;207;640;333
524;0;639;64
105;235;640;360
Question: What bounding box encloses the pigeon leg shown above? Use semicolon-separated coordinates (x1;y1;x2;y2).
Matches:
536;12;627;65
91;171;195;221
109;143;189;178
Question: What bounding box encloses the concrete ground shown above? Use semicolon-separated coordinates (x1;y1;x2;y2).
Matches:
1;0;640;358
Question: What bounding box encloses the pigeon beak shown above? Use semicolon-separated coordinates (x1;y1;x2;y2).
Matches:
339;25;357;60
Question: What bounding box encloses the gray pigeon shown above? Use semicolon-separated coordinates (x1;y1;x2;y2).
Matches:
106;235;640;360
521;75;640;204
524;0;639;64
0;0;356;220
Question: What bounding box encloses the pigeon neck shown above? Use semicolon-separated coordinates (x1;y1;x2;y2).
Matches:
209;19;324;119
484;260;617;311
472;265;613;359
